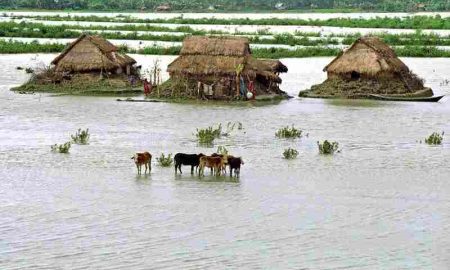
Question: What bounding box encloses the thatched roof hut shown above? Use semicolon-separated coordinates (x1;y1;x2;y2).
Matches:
324;36;410;80
51;34;136;74
166;36;288;100
300;36;433;98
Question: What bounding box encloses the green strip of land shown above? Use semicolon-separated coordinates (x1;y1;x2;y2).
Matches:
20;14;450;30
2;39;450;58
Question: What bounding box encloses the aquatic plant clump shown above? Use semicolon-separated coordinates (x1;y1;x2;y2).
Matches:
51;142;71;154
195;124;222;145
157;153;173;167
318;140;340;155
216;146;229;155
71;128;90;145
275;125;303;139
425;132;444;145
283;148;299;159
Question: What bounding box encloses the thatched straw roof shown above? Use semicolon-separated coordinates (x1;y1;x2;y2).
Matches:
180;36;251;57
51;34;136;72
168;36;287;82
324;36;409;77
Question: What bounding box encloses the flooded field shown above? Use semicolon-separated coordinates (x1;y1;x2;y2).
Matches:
1;54;450;269
4;11;450;20
7;17;450;37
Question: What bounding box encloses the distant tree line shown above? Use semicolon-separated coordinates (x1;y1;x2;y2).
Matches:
1;0;450;12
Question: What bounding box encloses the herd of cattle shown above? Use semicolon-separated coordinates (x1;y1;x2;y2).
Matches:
132;152;244;177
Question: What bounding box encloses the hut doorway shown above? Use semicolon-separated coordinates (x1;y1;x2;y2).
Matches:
351;71;361;80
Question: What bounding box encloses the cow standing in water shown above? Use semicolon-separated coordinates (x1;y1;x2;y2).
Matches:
228;157;244;177
132;152;152;175
174;153;205;174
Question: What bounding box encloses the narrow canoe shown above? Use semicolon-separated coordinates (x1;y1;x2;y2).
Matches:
368;94;445;102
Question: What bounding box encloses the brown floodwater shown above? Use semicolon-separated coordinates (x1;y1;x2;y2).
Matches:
1;54;450;269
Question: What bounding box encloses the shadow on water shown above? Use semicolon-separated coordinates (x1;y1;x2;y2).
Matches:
134;174;153;184
174;173;240;183
325;98;390;108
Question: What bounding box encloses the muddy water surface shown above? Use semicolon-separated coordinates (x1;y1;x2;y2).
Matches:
1;54;450;269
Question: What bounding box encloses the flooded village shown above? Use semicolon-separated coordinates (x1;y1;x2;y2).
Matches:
1;5;450;270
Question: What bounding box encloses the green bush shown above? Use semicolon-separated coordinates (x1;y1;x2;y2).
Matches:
425;132;444;145
275;125;303;139
195;124;222;145
283;148;299;159
157;153;173;167
51;142;71;153
318;140;340;155
71;128;90;145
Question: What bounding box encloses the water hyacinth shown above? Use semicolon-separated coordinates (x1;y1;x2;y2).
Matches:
283;148;299;159
275;125;303;139
71;128;90;145
425;131;444;145
317;140;340;155
51;142;71;153
195;124;222;145
157;153;173;167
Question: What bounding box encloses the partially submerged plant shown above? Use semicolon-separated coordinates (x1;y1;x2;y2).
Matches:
283;148;298;159
223;121;243;136
51;142;71;154
71;128;90;145
216;146;229;155
425;131;444;145
275;125;303;139
157;153;173;167
318;140;340;155
195;124;222;145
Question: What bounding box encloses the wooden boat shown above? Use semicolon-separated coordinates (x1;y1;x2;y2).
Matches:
368;94;445;102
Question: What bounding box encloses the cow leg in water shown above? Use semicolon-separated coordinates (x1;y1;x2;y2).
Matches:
136;164;140;175
230;167;233;177
178;164;182;174
148;161;152;172
191;165;194;174
174;163;178;174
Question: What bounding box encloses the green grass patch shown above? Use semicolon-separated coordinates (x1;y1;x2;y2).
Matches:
195;124;222;145
318;140;340;155
276;125;302;139
51;142;71;153
156;153;173;167
71;128;90;144
425;132;444;145
27;14;450;30
283;148;298;159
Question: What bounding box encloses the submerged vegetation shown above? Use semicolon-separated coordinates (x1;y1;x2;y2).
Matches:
283;148;299;159
318;140;340;155
276;126;303;139
195;124;222;145
156;153;173;167
2;0;450;12
51;142;71;153
2;39;450;58
23;15;450;30
71;128;90;145
425;132;444;145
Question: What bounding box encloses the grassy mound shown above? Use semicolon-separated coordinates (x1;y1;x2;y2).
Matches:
12;72;142;95
299;78;433;99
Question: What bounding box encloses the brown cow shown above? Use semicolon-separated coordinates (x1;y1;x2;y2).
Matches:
132;152;152;175
198;155;227;177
